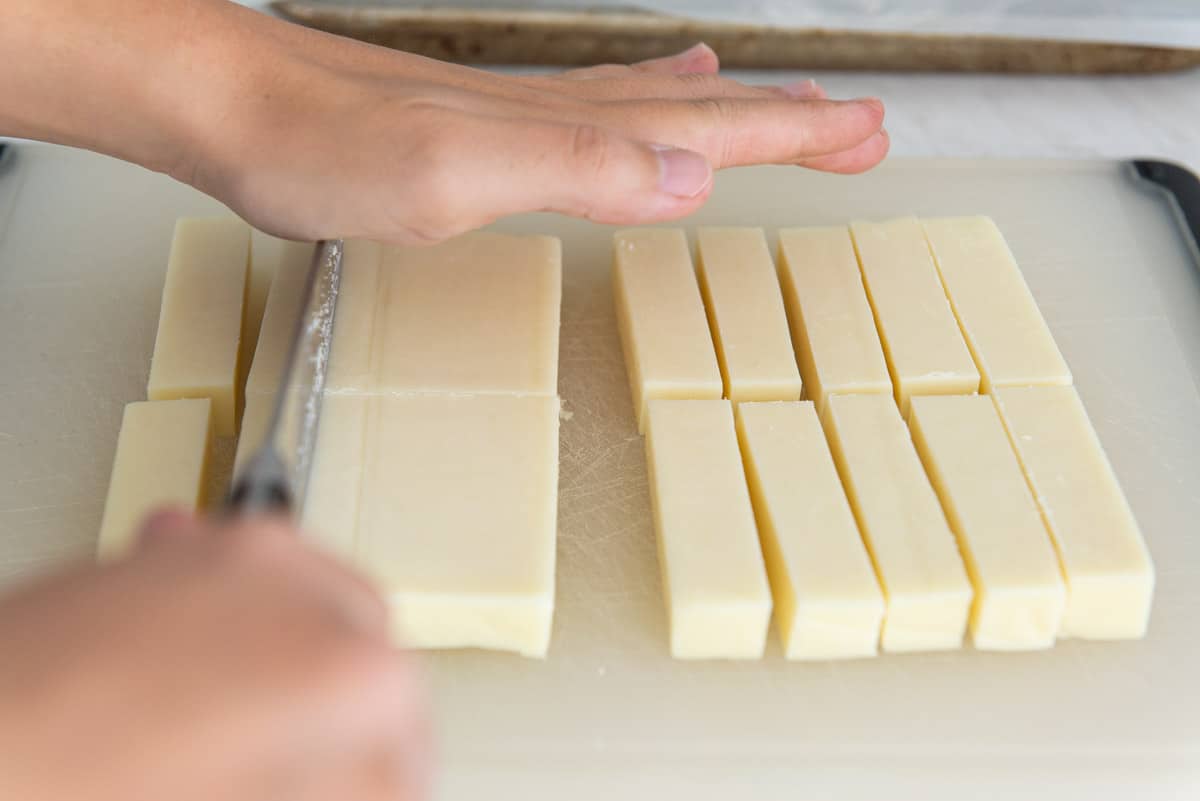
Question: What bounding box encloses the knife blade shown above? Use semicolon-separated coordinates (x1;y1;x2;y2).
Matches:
227;238;343;515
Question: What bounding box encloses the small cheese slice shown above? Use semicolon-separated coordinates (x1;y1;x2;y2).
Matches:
695;227;802;402
614;229;722;432
326;239;383;393
97;399;213;559
232;391;273;476
735;401;883;659
849;217;979;414
992;386;1154;639
146;217;250;435
356;394;559;658
922;216;1071;392
243;244;311;397
822;393;973;652
908;395;1066;650
300;394;368;560
777;226;892;414
374;232;561;396
242;232;311;389
644;399;772;659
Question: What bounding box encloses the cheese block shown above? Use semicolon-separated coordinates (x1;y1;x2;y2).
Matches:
695;228;802;403
822;394;972;652
614;229;722;431
374;232;561;396
908;395;1066;650
146;217;250;435
326;239;383;393
992;386;1154;639
735;401;883;659
849;217;979;414
232;391;273;476
300;394;368;560
97;399;213;559
356;394;559;658
922;217;1071;393
644;399;772;659
242;232;311;390
242;243;311;397
776;227;892;413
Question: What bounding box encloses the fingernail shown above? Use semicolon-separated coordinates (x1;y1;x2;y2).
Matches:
679;42;713;60
853;96;884;111
781;79;822;99
653;145;712;198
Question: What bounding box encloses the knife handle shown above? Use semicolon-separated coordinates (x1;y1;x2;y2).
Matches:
226;446;294;515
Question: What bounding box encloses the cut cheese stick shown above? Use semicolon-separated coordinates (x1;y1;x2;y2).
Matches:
614;229;722;431
147;217;250;435
993;386;1154;639
301;394;368;560
232;391;273;476
242;232;311;389
909;395;1066;650
849;217;979;414
644;399;772;659
357;394;559;658
922;216;1071;392
735;401;883;659
97;399;213;559
326;239;383;393
375;232;561;396
777;227;892;414
823;394;973;652
242;244;310;397
695;228;802;402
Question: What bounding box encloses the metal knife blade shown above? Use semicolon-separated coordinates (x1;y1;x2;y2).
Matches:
227;239;343;515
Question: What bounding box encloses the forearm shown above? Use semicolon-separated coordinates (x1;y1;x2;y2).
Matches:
0;0;275;175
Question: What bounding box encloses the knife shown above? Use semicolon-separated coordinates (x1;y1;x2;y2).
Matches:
227;238;343;515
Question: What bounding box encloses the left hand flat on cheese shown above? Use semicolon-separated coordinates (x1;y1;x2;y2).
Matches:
823;393;973;652
146;217;250;436
695;228;802;403
922;216;1071;392
356;394;559;658
300;394;368;561
645;399;772;659
97;399;212;559
849;217;979;414
992;385;1154;639
373;232;561;396
909;395;1066;650
735;401;883;660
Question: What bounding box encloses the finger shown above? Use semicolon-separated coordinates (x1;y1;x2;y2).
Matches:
133;505;201;551
545;72;787;103
777;79;827;99
560;42;718;81
796;128;891;174
601;96;885;168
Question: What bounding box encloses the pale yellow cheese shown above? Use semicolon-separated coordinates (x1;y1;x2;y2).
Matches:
374;232;561;396
908;395;1066;650
356;395;559;658
147;217;250;435
232;391;274;476
242;244;311;398
822;394;972;652
325;239;383;393
300;394;368;560
644;399;772;659
993;386;1154;639
776;227;892;414
922;216;1071;392
242;232;311;390
849;217;979;414
735;401;883;659
614;229;722;432
97;399;213;559
695;228;802;402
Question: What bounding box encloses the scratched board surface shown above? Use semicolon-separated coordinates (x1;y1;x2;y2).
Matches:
0;144;1198;800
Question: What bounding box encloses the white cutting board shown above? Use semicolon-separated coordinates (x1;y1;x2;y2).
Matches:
1;144;1198;800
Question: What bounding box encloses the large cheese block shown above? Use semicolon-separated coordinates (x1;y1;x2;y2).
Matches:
849;217;979;414
614;229;722;431
993;386;1154;639
776;226;892;413
97;399;213;559
909;395;1066;650
644;399;772;659
356;394;559;658
694;227;802;403
735;401;883;659
922;216;1071;392
146;217;250;435
822;393;973;652
374;233;560;396
300;394;368;561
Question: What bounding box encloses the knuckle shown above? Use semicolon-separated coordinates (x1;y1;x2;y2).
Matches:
676;72;726;96
566;123;612;183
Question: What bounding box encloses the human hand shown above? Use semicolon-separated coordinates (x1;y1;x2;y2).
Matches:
0;509;428;801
